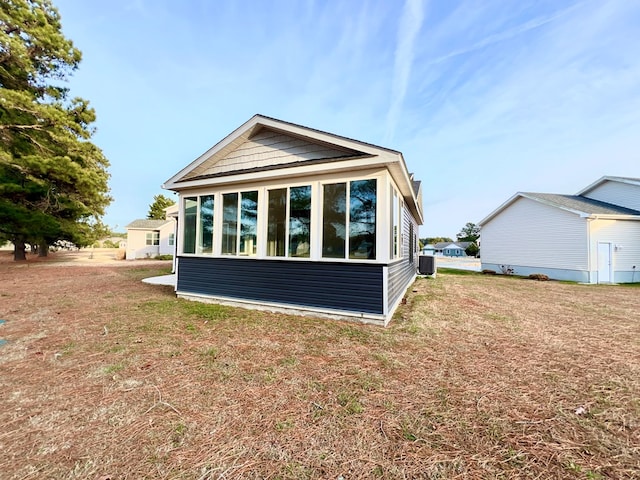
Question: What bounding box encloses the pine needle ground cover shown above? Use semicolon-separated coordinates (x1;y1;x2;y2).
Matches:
0;256;638;479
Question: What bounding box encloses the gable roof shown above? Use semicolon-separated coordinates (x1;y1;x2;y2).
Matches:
434;241;471;249
163;114;423;224
479;191;640;226
126;219;173;230
577;176;640;196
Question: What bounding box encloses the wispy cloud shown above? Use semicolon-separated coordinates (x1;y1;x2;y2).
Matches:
425;2;582;67
385;0;426;143
404;0;640;234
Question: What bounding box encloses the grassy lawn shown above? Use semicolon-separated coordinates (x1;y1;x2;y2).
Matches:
0;262;638;479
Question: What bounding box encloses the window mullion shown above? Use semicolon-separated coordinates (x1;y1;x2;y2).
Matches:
285;187;291;257
345;181;350;259
196;196;202;254
235;194;241;255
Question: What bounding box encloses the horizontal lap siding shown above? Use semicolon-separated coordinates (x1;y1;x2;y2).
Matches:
388;208;418;308
482;197;588;271
590;219;640;273
583;181;640;211
177;257;384;314
388;260;415;307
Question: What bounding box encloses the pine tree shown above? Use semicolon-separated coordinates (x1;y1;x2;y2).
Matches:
147;194;175;220
0;0;111;260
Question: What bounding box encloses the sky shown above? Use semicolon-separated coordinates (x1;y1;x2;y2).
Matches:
53;0;640;238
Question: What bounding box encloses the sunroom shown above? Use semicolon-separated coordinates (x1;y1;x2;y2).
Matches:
163;115;423;326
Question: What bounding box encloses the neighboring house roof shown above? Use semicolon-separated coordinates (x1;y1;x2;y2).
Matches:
577;176;640;196
434;242;470;249
522;193;640;216
126;219;173;230
162;114;423;224
479;191;640;226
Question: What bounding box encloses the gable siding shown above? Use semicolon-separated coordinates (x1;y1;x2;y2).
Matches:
481;197;588;271
388;207;418;309
177;257;384;315
582;181;640;211
185;130;359;180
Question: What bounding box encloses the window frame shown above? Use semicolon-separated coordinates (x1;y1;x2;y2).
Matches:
179;172;388;263
320;178;377;261
182;194;215;255
266;184;312;258
146;231;159;246
221;189;259;257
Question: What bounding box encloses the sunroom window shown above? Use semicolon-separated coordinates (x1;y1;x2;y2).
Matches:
183;195;214;255
199;195;214;254
183;197;197;254
390;190;402;259
267;186;311;257
222;191;258;256
322;183;346;258
349;179;376;259
322;179;377;260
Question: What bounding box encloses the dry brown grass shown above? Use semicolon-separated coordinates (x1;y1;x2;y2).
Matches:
0;256;638;479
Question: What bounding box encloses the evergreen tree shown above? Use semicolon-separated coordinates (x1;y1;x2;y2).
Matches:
456;222;480;243
0;0;111;260
147;194;175;220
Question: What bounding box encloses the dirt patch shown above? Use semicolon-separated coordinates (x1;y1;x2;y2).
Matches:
0;263;638;479
0;247;170;267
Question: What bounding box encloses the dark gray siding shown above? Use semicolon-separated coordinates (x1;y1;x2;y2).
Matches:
388;208;419;308
177;257;384;314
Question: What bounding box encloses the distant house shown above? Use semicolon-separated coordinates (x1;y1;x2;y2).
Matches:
478;176;640;283
421;244;436;255
162;114;424;325
98;236;127;249
125;205;177;259
434;242;471;257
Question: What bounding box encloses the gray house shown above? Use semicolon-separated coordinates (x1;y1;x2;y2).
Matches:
479;176;640;283
163;115;424;325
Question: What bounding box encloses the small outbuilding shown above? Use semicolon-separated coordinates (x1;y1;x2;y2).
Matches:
162;114;424;325
478;176;640;283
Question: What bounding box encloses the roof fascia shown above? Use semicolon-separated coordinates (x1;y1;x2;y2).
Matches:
162;114;423;224
479;192;588;227
478;193;524;226
587;214;640;220
163;114;263;190
163;114;403;190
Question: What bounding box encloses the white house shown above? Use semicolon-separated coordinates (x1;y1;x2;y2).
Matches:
125;204;177;260
478;176;640;283
162;114;424;325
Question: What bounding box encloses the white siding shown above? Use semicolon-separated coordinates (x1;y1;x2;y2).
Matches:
589;219;640;274
126;230;159;259
582;180;640;211
185;130;359;180
481;197;588;270
159;221;176;256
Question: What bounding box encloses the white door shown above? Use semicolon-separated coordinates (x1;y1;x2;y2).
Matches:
597;242;612;283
